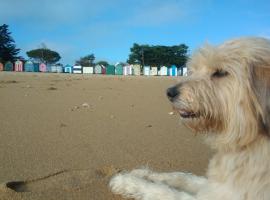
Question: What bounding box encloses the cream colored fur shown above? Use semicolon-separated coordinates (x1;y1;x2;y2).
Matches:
109;37;270;200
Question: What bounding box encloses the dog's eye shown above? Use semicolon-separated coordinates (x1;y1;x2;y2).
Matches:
212;69;229;78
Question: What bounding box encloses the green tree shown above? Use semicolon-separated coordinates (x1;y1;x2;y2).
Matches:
76;54;95;66
0;24;20;63
26;47;61;64
96;60;109;66
127;43;189;74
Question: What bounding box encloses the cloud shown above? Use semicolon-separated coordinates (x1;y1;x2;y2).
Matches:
125;1;187;27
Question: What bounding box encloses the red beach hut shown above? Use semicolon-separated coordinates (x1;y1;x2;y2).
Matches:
0;62;3;71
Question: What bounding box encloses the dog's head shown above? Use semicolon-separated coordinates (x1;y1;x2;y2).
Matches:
167;37;270;149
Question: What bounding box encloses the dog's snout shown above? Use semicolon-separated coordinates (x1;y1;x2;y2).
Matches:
166;86;180;100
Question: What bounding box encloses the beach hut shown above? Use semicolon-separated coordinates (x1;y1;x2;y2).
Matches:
82;66;94;74
123;65;132;75
94;64;102;74
159;66;168;76
115;64;123;75
150;67;158;76
132;64;141;75
4;61;13;71
101;66;106;74
0;62;3;71
56;65;63;73
39;63;47;72
50;65;62;73
168;65;177;76
24;60;34;72
64;64;73;73
14;60;23;72
73;65;82;74
33;63;39;72
143;66;150;76
106;65;115;75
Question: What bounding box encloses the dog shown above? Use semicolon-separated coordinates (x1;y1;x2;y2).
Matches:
109;37;270;200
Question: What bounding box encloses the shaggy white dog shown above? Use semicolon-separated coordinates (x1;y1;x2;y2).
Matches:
109;37;270;200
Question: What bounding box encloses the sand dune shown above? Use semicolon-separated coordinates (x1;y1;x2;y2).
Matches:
0;72;211;200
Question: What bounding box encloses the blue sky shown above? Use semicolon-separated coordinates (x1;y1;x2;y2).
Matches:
1;0;270;64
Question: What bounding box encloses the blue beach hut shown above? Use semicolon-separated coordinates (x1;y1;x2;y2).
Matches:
24;60;34;72
33;63;39;72
64;64;73;73
168;65;177;76
4;61;13;71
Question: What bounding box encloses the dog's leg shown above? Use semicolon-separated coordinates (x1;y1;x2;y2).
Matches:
110;172;196;200
130;168;207;194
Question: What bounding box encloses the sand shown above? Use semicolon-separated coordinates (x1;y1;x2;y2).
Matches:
0;72;211;200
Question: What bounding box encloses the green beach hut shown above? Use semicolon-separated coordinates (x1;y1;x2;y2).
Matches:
115;64;123;75
106;65;115;75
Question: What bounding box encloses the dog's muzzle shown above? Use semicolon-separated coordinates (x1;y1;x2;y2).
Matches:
166;86;180;101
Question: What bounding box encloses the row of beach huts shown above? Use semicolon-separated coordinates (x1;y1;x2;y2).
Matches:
0;60;186;76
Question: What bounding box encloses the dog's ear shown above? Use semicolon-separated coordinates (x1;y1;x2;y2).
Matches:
251;65;270;135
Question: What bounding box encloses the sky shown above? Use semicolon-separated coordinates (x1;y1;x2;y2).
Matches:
1;0;270;65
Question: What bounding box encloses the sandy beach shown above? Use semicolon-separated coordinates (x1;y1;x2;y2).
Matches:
0;72;211;200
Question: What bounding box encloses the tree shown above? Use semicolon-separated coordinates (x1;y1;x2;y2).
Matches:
0;24;20;63
127;43;189;74
76;54;95;66
26;47;61;64
96;60;109;66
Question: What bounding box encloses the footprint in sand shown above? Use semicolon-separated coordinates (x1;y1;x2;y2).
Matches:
3;166;119;193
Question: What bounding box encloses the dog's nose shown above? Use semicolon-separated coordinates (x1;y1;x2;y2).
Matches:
166;86;179;100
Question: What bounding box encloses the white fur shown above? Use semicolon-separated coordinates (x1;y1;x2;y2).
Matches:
109;37;270;200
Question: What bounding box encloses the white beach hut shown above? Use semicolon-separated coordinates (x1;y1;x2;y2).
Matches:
123;65;132;75
132;64;141;76
94;65;102;74
159;66;168;76
143;66;150;76
150;67;158;76
73;65;82;74
82;66;94;74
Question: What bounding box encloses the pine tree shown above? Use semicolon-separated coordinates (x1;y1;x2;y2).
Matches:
0;24;20;63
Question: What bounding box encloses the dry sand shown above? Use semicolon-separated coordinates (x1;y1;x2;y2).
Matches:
0;72;211;200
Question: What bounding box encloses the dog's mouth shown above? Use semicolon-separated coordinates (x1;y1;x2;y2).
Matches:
177;109;199;119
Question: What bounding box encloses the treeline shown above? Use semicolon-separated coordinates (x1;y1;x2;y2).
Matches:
127;43;188;67
0;24;189;68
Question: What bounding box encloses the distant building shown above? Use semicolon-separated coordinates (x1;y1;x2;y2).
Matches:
4;61;13;71
159;66;168;76
115;64;123;75
132;64;141;75
14;60;23;72
150;67;158;76
94;64;103;74
143;66;150;76
39;63;47;72
24;60;34;72
64;64;73;73
106;65;115;75
123;65;132;75
82;66;94;74
73;65;82;74
168;65;177;76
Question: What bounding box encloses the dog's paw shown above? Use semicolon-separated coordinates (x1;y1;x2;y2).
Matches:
130;167;152;178
109;173;147;199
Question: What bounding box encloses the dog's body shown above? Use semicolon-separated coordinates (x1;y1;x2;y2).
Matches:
109;37;270;200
